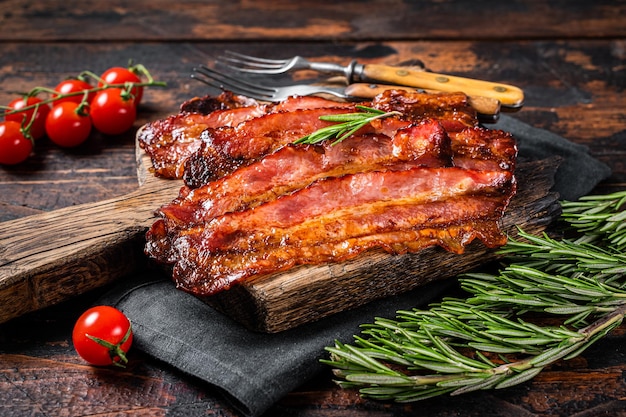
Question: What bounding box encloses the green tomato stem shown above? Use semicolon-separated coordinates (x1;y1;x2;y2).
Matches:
85;324;132;368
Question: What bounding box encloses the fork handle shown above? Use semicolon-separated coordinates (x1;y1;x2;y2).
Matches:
353;63;524;109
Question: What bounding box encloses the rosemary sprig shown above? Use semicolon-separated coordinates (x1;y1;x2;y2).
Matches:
294;105;401;145
322;190;626;402
560;190;626;251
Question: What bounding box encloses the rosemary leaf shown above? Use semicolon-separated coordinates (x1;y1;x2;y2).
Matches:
295;105;401;145
345;373;415;386
450;374;508;396
495;367;544;390
394;386;458;402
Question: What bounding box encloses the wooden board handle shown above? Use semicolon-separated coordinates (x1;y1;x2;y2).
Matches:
0;175;179;324
355;63;524;108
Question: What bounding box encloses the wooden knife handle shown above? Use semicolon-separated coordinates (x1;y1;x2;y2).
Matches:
345;83;502;119
355;63;524;108
0;175;179;324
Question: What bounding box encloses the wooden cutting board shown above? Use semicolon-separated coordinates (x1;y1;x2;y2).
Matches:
0;127;561;332
0;133;181;324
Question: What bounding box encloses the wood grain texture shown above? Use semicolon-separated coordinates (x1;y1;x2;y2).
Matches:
0;0;624;41
0;142;181;324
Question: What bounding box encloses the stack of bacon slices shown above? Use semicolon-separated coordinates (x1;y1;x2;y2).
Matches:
138;89;518;297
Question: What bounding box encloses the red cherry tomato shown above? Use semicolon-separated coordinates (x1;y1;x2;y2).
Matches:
98;67;143;106
90;88;137;135
53;79;95;105
72;306;133;367
0;121;33;165
45;102;92;148
5;96;50;140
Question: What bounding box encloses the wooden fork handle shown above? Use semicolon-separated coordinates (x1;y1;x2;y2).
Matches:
353;63;524;109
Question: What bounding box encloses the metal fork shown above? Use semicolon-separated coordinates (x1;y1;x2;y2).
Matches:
217;50;355;78
191;66;501;121
215;50;524;110
191;65;351;102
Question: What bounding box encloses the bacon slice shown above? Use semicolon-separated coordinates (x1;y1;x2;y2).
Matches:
450;128;517;171
159;119;449;227
181;90;478;187
182;106;361;187
138;94;354;179
138;101;267;178
146;119;451;264
166;167;514;295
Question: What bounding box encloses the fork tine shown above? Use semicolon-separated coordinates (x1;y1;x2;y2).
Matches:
217;50;298;74
222;50;287;66
191;65;276;99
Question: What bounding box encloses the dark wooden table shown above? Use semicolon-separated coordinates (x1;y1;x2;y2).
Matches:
1;1;625;416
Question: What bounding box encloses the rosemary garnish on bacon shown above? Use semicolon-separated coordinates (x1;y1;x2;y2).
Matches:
295;105;401;145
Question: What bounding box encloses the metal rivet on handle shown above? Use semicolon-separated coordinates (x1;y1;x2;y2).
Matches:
435;76;449;83
494;86;508;92
396;69;409;76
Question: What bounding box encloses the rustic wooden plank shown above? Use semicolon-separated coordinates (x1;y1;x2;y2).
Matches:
0;0;624;42
0;140;181;324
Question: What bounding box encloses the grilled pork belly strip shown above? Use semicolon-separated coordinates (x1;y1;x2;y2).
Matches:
158;119;449;228
174;167;513;253
183;90;478;188
176;220;506;297
138;106;267;178
182;106;362;187
450;128;517;171
138;94;354;179
371;90;478;132
171;191;512;296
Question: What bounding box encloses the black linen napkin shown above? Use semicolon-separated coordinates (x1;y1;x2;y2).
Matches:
493;115;611;201
99;114;611;417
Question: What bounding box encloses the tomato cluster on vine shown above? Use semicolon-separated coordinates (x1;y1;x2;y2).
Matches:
0;64;165;165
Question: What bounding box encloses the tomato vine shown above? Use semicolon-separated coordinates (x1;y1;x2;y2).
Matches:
0;63;166;165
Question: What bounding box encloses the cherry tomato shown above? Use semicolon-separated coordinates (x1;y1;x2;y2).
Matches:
98;67;143;106
53;78;95;105
45;102;92;148
5;96;50;140
72;306;133;367
90;88;137;135
0;121;33;165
